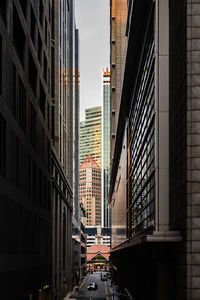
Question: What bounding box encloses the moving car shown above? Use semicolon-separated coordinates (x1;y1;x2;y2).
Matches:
87;283;98;290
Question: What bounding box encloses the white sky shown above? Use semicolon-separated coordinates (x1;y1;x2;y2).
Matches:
75;0;110;121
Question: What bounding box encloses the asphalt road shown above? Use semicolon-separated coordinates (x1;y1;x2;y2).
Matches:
71;272;109;300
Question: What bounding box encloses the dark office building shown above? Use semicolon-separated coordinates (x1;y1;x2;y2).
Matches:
72;27;82;286
51;0;80;298
109;0;200;299
51;149;73;299
80;222;87;277
0;0;51;299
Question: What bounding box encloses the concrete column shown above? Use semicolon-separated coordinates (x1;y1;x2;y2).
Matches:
187;1;200;298
155;0;169;231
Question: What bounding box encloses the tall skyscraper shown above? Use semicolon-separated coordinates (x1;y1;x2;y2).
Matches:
102;67;111;227
80;106;102;168
51;0;72;183
79;155;101;226
51;0;79;297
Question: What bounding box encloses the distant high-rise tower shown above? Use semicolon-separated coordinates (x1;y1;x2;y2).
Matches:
80;106;102;167
102;67;111;227
79;155;101;226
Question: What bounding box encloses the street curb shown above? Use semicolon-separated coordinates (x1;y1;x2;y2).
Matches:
64;276;88;299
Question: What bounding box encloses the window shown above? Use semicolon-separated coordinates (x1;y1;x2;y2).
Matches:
28;50;37;95
39;1;44;27
30;103;36;147
0;113;6;176
44;53;47;83
0;1;7;25
63;208;66;269
38;169;43;206
30;6;36;46
19;78;26;132
32;161;36;202
12;64;16;115
39;82;46;118
0;35;2;94
19;0;27;19
45;18;48;46
13;5;26;66
38;33;42;65
47;102;50;129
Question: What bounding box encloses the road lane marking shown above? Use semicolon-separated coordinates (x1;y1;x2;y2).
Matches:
104;281;110;300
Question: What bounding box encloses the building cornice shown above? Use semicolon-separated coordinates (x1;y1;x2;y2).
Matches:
110;231;182;253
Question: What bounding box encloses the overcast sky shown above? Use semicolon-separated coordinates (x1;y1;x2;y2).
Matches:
75;0;110;121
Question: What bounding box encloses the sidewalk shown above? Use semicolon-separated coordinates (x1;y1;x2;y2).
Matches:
64;276;88;300
107;280;119;300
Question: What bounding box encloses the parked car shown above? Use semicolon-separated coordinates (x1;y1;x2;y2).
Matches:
107;272;111;279
87;283;98;290
101;274;107;281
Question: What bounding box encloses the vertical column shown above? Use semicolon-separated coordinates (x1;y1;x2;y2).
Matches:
68;0;74;186
187;1;200;298
51;183;56;295
155;0;169;231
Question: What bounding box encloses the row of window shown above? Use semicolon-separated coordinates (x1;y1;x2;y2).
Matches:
128;7;155;237
0;46;51;169
0;112;51;211
0;194;50;255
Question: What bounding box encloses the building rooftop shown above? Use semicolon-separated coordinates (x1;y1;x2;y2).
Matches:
87;244;110;261
80;154;100;169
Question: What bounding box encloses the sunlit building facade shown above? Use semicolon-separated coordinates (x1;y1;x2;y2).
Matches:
79;155;101;226
102;67;111;227
80;106;102;168
110;0;127;167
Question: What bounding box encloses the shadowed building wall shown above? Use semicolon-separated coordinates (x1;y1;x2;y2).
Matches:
108;0;198;299
0;0;51;299
51;0;78;298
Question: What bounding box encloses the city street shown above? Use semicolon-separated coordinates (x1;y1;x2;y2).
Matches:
71;272;109;300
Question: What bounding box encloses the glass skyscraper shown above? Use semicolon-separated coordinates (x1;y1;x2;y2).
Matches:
79;106;102;168
102;68;111;227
